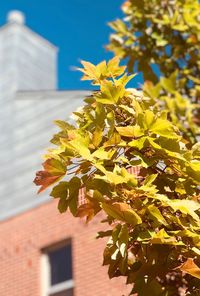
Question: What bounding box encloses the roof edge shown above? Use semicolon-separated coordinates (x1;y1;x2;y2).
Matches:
0;22;58;51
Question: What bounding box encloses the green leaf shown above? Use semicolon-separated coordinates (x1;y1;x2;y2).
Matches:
43;158;66;175
92;147;114;160
112;224;122;244
192;143;200;159
150;229;178;245
118;224;129;257
160;73;177;92
54;120;74;131
132;278;164;296
168;199;200;221
147;205;168;226
68;177;81;216
58;198;68;213
101;202;142;226
116;73;136;87
50;181;68;199
149;118;179;139
186;161;200;183
144;174;158;186
129;137;147;150
95;166;137;186
70;134;92;160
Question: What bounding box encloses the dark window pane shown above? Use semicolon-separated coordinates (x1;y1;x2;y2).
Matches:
50;289;74;296
49;244;72;285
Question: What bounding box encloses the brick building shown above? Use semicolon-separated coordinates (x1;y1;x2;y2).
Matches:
0;11;130;296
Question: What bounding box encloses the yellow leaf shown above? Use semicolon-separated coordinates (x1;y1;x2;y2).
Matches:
116;125;143;138
144;110;155;128
101;202;142;225
178;258;200;280
92;127;103;148
80;60;99;82
107;56;126;77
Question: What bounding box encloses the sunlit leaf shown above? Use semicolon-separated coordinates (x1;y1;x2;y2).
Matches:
101;202;142;225
178;258;200;280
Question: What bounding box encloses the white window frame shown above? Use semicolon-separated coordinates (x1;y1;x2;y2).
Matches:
41;241;74;296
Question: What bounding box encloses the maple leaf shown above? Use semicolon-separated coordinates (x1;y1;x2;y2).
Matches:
34;159;66;193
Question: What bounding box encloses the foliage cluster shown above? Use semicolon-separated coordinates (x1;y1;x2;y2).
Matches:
108;0;200;146
34;58;200;295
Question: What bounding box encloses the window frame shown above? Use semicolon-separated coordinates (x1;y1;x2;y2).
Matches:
41;240;74;296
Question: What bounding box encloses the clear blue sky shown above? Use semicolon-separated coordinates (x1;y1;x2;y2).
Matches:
0;0;141;90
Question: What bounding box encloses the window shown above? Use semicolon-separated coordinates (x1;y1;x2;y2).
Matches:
42;241;74;296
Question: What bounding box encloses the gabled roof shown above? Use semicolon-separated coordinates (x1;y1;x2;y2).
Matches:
0;22;57;51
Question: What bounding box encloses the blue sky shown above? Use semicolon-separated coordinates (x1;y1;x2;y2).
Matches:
0;0;141;90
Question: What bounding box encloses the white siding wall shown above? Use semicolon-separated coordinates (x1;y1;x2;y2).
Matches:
0;17;90;220
0;90;89;220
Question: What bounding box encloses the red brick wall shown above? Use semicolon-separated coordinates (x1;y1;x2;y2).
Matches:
0;200;131;296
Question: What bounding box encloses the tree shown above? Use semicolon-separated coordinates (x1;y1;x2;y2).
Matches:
34;57;200;295
107;0;200;147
